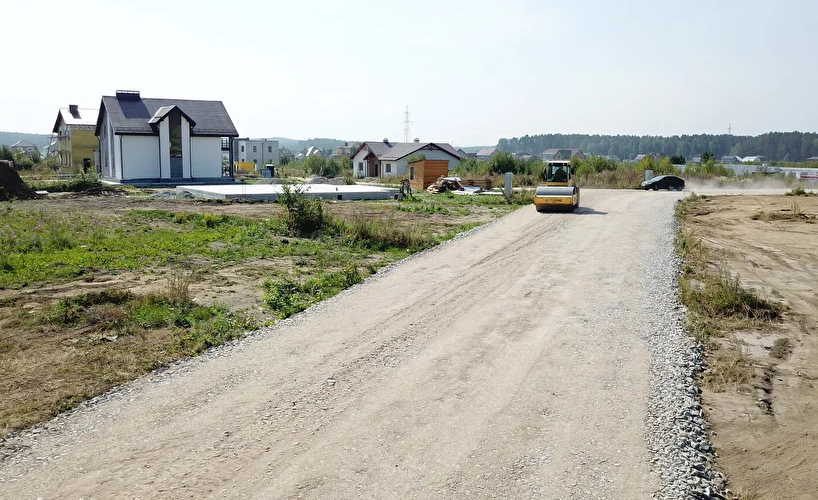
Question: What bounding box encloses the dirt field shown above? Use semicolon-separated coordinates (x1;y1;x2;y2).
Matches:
0;190;681;498
0;193;510;438
681;194;818;499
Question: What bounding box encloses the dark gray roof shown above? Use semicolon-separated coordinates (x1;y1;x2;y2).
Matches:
356;141;464;161
96;95;238;137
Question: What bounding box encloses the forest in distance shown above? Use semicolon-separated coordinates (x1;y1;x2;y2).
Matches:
497;131;818;162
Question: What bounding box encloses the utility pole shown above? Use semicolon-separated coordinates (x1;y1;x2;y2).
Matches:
727;123;733;135
403;105;412;142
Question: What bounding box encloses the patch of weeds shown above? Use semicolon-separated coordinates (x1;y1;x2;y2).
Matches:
343;212;435;252
263;265;367;319
785;186;814;196
51;290;133;325
397;203;450;215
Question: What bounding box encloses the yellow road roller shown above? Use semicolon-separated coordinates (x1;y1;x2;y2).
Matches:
533;160;580;212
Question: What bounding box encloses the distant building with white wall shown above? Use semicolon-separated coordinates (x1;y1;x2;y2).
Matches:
95;90;238;183
350;138;464;178
232;138;279;170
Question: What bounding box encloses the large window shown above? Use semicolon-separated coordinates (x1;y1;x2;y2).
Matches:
169;112;182;158
241;145;245;152
268;146;272;153
253;146;257;153
385;163;392;173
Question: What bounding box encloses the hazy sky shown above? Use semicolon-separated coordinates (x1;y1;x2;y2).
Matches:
2;0;816;146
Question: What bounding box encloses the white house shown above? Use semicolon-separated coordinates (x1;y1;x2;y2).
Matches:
233;138;279;170
351;139;464;178
95;90;238;183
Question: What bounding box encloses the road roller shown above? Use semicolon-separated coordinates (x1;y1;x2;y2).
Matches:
533;160;580;212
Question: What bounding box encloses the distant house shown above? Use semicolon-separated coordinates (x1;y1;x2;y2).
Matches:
602;155;620;162
475;147;498;159
233;138;279;171
297;146;323;160
806;156;818;162
691;155;702;163
330;142;359;160
351;138;464;178
720;155;741;164
634;153;661;162
543;148;586;161
9;140;38;154
456;148;469;158
95;90;238;183
52;105;99;173
741;155;768;163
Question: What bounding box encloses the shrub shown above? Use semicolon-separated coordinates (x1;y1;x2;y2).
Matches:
279;183;325;235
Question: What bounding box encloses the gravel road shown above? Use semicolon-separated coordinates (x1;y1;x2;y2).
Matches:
0;190;722;499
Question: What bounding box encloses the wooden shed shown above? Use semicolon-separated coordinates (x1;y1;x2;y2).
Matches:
408;159;449;190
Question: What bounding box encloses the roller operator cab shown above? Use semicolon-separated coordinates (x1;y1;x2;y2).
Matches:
533;160;580;212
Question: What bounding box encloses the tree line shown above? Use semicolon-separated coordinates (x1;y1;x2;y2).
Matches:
497;132;818;162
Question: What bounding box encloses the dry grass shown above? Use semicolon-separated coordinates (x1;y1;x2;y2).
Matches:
769;337;793;359
701;343;753;392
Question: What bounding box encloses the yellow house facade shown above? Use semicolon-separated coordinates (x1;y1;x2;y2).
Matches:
52;105;99;173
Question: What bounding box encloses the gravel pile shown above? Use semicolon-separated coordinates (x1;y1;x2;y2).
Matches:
642;204;727;499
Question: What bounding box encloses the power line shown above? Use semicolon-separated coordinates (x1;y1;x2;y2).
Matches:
403;105;412;142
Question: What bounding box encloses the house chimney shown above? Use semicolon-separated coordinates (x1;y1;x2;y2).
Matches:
68;104;79;118
383;137;389;144
414;137;419;143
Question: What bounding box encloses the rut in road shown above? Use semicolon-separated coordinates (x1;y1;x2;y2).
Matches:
0;190;679;499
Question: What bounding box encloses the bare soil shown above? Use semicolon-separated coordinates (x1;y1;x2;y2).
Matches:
682;195;818;499
0;194;506;438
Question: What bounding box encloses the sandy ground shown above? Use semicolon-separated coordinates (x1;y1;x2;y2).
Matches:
0;190;682;499
682;195;818;499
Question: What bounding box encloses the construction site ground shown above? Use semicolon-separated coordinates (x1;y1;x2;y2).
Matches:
681;194;818;499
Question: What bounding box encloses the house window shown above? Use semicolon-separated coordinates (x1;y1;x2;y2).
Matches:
253;146;257;153
385;163;392;173
268;146;272;153
169;112;182;158
241;145;245;152
253;159;257;164
409;166;414;180
358;162;363;170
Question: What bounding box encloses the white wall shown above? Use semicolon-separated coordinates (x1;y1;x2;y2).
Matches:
159;120;170;178
190;137;222;178
121;136;160;180
113;134;122;179
352;149;368;178
181;119;192;179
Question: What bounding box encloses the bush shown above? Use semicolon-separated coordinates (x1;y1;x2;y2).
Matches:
279;183;325;235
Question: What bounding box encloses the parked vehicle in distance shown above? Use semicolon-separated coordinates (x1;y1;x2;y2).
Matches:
641;175;685;191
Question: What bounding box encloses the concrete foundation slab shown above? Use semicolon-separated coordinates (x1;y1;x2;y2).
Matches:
176;183;399;201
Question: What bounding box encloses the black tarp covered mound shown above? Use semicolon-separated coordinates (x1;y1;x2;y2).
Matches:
0;162;39;201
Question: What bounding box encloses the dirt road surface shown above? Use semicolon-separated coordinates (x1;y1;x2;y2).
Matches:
0;190;684;499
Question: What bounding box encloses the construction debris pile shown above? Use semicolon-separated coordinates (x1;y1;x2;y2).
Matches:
426;176;465;194
0;162;39;201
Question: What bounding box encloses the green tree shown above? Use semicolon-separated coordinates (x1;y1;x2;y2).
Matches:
0;145;13;162
487;151;517;174
701;151;714;162
670;154;686;165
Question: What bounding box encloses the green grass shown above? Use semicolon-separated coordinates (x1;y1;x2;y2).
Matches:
263;265;368;319
0;204;414;288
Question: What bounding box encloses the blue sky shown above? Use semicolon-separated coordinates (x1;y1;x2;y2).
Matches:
2;0;816;146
